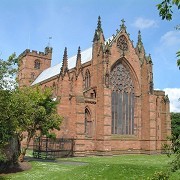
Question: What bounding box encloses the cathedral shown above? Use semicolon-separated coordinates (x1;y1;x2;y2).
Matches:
18;17;171;156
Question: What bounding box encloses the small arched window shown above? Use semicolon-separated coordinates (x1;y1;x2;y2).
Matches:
85;108;92;137
85;69;90;89
34;60;40;69
31;72;35;80
52;82;56;98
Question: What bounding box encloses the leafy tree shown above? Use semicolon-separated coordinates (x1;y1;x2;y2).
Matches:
0;53;18;90
0;90;16;147
0;54;19;170
157;0;180;20
171;113;180;140
9;86;62;161
0;54;62;163
157;0;180;68
163;113;180;172
156;1;180;172
169;113;180;171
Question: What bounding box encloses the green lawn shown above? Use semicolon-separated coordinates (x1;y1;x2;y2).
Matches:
1;154;180;180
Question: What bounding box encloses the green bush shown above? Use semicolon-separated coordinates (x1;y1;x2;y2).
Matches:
171;153;180;172
149;171;170;180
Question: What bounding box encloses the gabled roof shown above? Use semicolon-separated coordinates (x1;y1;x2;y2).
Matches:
32;47;92;85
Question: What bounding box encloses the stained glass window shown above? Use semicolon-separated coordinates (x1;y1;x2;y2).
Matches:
110;62;134;135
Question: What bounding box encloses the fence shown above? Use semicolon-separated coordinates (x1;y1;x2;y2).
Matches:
33;137;74;159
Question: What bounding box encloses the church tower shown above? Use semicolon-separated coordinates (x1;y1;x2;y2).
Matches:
18;46;52;87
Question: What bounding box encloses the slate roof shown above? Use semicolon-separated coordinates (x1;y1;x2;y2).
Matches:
32;47;92;85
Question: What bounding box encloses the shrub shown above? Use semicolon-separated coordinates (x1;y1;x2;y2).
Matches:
149;171;170;180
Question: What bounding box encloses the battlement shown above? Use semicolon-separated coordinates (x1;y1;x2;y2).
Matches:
19;46;52;59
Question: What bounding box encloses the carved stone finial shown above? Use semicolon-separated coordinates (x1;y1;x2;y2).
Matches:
121;19;125;24
61;47;68;76
120;19;127;31
148;54;153;64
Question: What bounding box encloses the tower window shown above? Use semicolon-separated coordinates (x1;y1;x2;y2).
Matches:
31;72;35;80
34;60;41;69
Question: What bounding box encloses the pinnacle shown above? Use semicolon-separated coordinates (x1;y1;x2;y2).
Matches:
97;16;103;32
62;47;68;70
78;46;81;54
138;30;142;42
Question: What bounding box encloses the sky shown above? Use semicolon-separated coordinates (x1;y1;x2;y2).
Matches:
0;0;180;112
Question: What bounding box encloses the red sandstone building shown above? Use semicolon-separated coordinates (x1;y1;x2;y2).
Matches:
18;17;171;156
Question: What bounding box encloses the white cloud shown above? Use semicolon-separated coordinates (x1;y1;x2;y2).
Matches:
133;17;157;29
160;31;180;47
164;88;180;112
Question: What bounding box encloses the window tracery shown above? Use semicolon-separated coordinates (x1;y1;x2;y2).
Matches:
117;35;128;51
110;62;134;135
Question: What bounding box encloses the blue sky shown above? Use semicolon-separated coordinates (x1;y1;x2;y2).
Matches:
0;0;180;111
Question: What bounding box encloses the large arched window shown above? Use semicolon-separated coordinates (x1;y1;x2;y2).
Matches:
110;61;134;135
85;108;92;137
85;69;90;89
34;60;40;69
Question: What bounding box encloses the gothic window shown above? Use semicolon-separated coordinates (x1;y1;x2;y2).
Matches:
85;108;92;137
85;69;91;89
93;90;96;98
117;35;128;51
52;82;56;98
31;72;35;80
34;60;40;69
110;62;134;135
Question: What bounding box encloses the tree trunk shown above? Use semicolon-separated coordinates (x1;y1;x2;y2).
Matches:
18;132;33;162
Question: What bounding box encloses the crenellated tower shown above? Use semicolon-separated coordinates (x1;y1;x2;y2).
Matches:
18;46;52;87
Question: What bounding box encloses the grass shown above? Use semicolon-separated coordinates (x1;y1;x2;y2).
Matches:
1;154;180;180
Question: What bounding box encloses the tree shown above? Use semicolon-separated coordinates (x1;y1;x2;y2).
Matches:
171;113;180;140
157;0;180;20
0;53;18;90
9;86;62;161
157;0;180;68
170;113;180;171
0;53;62;164
163;113;180;172
0;54;19;171
0;90;14;146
